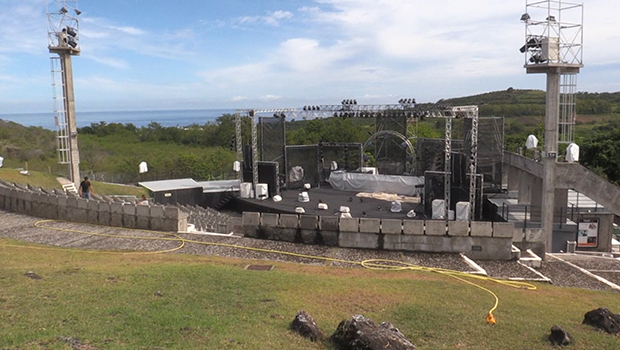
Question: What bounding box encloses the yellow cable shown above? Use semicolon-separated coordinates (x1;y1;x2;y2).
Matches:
3;220;539;323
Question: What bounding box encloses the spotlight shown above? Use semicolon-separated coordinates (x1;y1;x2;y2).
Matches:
303;106;307;111
546;15;556;22
520;13;530;21
273;113;279;118
66;26;77;37
280;113;286;118
60;7;68;14
67;37;78;48
75;9;82;15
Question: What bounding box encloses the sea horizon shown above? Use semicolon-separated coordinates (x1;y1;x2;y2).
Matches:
0;108;237;130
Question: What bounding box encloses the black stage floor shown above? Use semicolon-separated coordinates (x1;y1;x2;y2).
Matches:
233;184;424;220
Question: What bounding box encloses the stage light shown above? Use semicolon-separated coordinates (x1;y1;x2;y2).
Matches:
60;7;68;14
67;37;78;48
273;113;278;117
280;113;286;118
303;106;307;111
520;13;530;21
66;26;77;37
546;15;556;22
75;9;82;15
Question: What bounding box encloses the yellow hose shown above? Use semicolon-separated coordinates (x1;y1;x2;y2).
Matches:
2;219;538;323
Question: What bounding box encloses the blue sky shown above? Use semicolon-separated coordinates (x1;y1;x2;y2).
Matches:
0;0;619;114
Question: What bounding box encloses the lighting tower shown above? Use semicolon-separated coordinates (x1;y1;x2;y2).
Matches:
47;0;82;185
520;0;583;254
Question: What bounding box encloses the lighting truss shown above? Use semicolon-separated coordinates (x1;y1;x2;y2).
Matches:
235;103;480;221
521;0;583;67
47;0;80;53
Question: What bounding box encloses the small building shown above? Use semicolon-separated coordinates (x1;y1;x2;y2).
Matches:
139;178;203;206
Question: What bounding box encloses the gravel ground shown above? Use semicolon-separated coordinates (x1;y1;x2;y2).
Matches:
2;209;619;293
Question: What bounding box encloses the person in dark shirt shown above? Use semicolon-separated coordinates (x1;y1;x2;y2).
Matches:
79;176;94;199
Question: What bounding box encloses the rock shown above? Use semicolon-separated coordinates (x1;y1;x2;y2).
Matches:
290;310;322;342
331;314;415;350
582;308;620;334
548;325;574;346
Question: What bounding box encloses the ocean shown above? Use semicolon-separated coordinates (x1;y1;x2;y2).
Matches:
0;109;236;130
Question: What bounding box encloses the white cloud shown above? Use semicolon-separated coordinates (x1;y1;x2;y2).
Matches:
236;10;293;27
232;96;248;101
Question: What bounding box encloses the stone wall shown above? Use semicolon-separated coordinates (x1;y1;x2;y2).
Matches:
0;183;188;232
242;212;516;260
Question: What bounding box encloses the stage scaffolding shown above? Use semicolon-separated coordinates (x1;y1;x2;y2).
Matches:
235;102;481;220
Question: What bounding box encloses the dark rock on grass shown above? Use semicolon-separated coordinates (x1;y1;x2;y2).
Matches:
548;325;574;346
583;307;620;334
331;314;415;350
291;310;322;342
24;270;42;280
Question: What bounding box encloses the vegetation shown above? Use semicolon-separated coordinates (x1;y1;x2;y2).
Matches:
0;238;619;349
1;89;620;185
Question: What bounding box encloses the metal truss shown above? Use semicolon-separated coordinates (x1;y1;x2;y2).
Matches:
235;104;479;221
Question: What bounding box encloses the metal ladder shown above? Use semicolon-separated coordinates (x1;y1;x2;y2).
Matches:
50;56;70;165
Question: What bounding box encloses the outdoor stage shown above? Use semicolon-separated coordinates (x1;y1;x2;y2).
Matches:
233;184;424;220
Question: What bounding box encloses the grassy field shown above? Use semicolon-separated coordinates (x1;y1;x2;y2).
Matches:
0;168;147;197
1;238;619;350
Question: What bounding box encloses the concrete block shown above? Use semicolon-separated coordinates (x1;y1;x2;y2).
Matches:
67;197;78;208
513;228;525;242
279;214;299;229
299;215;318;230
98;211;111;226
122;204;136;215
123;214;137;229
425;220;447;236
151;217;164;231
150;205;165;219
77;198;88;209
58;204;68;221
228;217;243;234
136;204;150;217
339;217;359;233
319;216;339;231
403;220;424;235
318;230;339;246
402;235;434;252
470;221;492;237
68;208;88;224
448;236;471;252
111;202;124;215
467;237;513;260
87;200;99;211
300;229;317;244
45;195;59;218
87;209;99;225
164;206;179;219
57;195;68;207
136;215;150;230
22;191;33;215
260;213;279;227
359;218;380;234
383;233;402;250
110;212;123;227
448;221;469;237
339;231;379;249
493;222;515;238
242;212;260;238
380;219;402;235
273;228;298;242
524;228;544;242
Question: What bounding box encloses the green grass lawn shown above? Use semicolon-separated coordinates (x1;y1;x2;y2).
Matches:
1;238;619;350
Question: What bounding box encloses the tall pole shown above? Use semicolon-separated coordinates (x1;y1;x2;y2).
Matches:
542;69;560;253
60;53;80;185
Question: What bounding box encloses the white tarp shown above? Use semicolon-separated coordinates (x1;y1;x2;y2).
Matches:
0;156;3;168
432;199;446;219
139;161;148;173
566;143;580;163
328;171;424;196
526;135;538;149
456;201;471;221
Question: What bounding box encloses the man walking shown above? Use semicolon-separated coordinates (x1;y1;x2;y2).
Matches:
79;176;94;199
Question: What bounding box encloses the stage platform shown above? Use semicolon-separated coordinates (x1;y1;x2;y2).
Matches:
233;184;424;220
